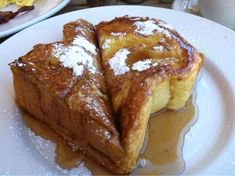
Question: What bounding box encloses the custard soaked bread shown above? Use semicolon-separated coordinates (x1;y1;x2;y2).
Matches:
10;17;203;174
9;19;125;173
96;16;203;172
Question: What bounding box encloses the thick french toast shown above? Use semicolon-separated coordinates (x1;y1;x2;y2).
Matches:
96;16;203;172
9;19;125;173
10;16;203;175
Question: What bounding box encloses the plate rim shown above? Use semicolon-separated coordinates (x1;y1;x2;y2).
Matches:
1;5;235;43
0;0;71;38
0;5;235;174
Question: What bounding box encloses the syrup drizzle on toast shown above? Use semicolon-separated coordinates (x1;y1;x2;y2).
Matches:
22;95;197;175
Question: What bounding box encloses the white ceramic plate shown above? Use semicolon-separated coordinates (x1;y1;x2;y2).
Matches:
0;0;71;38
0;6;235;175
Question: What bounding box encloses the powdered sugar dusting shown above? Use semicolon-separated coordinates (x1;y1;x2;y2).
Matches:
132;59;152;71
73;36;97;55
102;39;111;49
17;63;26;67
57;162;91;175
158;21;174;30
131;57;178;72
153;45;164;52
133;20;172;37
28;129;56;162
108;48;178;75
108;48;130;76
3;107;91;175
75;26;86;35
52;36;97;77
28;128;91;175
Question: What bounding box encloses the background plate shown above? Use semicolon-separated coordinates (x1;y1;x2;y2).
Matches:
0;6;235;175
0;0;71;38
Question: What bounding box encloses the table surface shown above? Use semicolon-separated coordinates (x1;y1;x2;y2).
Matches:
0;0;172;43
60;0;172;12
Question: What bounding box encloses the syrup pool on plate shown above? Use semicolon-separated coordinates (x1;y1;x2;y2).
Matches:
134;96;198;175
22;95;198;175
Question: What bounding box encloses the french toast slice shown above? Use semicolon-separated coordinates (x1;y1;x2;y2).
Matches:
9;19;125;173
96;16;203;172
10;17;203;174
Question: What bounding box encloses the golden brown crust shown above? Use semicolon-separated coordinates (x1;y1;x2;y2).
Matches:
10;19;125;174
96;16;203;172
63;19;96;42
9;16;203;174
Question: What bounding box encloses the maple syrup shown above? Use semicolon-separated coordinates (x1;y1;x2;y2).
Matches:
134;96;197;175
22;113;110;175
22;96;197;175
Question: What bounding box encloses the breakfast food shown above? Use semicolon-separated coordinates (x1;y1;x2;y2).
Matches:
0;0;35;8
9;16;203;174
96;16;203;172
9;19;125;173
0;6;34;24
